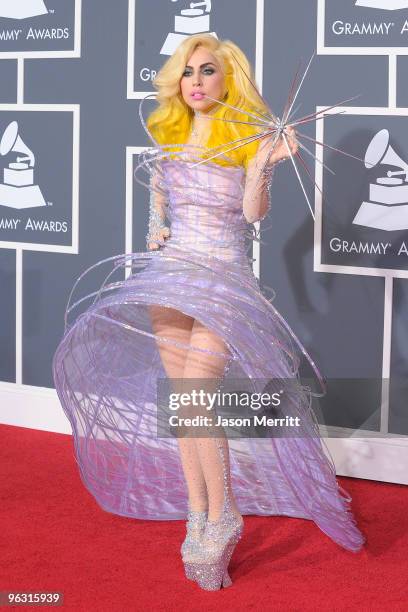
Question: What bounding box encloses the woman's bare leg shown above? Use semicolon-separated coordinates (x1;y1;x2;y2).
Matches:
182;318;241;522
148;305;208;512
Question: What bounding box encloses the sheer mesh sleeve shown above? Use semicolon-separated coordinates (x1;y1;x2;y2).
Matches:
242;154;276;224
146;164;170;250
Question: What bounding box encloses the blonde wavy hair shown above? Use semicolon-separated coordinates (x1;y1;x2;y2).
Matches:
146;34;272;169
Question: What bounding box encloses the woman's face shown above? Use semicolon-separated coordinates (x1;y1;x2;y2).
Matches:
179;46;226;114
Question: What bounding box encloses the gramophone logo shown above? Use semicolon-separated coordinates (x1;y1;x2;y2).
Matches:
160;0;217;55
0;0;48;20
355;0;408;9
353;129;408;232
0;121;47;209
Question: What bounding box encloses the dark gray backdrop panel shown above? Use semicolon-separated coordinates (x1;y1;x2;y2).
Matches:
0;0;405;437
262;0;391;431
0;59;18;383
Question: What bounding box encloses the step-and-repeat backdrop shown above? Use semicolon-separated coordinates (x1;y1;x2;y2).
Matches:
0;1;407;482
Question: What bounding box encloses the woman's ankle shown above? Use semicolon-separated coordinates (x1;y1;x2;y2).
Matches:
207;502;242;523
188;500;208;513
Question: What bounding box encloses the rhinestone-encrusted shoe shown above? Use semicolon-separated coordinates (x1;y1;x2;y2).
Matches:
186;513;244;590
181;507;207;580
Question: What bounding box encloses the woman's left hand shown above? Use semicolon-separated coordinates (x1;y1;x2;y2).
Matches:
256;125;298;166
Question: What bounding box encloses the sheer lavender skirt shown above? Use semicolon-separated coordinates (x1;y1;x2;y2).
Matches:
52;242;365;553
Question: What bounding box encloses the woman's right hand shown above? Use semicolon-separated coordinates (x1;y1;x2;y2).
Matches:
147;226;171;250
256;125;298;166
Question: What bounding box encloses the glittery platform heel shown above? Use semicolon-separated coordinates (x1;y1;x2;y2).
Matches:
184;438;244;591
180;506;207;580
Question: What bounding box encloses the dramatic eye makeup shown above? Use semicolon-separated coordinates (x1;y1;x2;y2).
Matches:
182;62;217;77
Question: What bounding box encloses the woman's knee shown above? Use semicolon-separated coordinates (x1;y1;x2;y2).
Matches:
183;320;230;380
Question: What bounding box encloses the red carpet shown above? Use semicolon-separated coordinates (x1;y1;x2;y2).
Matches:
1;423;407;611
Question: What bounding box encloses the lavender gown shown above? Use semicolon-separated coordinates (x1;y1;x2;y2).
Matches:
52;131;365;554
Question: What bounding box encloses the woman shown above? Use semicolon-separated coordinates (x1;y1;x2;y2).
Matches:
52;34;365;592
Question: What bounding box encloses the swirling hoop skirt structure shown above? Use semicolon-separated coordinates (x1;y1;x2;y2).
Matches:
52;157;365;554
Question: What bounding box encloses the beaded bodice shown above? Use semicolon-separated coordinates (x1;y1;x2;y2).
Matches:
161;159;250;262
